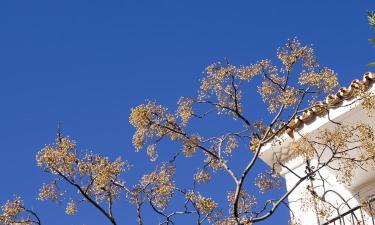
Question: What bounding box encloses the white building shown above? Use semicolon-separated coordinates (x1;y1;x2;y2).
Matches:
259;72;375;225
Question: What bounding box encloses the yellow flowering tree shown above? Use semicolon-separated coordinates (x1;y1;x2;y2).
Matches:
35;134;128;225
368;11;375;66
0;196;41;225
1;38;375;225
127;38;375;224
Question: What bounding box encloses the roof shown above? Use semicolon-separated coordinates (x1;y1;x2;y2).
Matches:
260;72;375;176
284;72;375;136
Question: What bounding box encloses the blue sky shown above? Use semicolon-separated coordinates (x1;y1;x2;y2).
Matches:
0;1;374;224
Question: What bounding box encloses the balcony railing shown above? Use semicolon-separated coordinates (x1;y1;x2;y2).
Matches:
321;198;375;225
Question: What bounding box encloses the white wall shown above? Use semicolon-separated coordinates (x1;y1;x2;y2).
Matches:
260;83;375;224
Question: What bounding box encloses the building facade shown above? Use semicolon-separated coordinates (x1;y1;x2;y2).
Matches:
260;73;375;225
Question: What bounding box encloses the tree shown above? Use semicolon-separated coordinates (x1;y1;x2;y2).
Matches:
368;11;375;66
1;38;375;225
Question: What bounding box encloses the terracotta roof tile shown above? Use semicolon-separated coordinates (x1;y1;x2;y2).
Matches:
285;72;375;136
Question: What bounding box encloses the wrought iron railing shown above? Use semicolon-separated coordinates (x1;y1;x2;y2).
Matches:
321;198;375;225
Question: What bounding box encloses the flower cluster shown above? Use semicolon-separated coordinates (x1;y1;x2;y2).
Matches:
216;217;253;225
130;102;171;151
182;135;202;157
194;169;211;184
36;136;127;215
288;136;315;161
0;196;24;223
357;123;375;166
36;137;78;176
287;123;375;186
131;163;175;210
204;153;226;171
227;190;257;215
78;153;126;202
65;200;77;215
199;62;245;115
258;81;299;113
177;97;194;125
361;92;375;116
255;60;300;113
299;68;338;93
146;144;158;162
277;38;318;72
130;102;186;160
186;191;218;215
0;196;39;224
255;172;282;193
38;182;62;203
249;137;260;153
224;136;238;155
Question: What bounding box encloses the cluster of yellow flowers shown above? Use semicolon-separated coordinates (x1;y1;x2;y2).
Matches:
65;200;77;215
279;88;299;108
361;199;375;216
227;190;256;215
320;125;354;150
255;172;282;193
130;102;186;160
200;57;312;115
288;135;315;161
199;62;243;115
299;68;338;93
299;188;318;214
0;196;24;224
357;123;375;166
38;182;62;203
215;217;253;225
135;163;175;210
257;38;340;113
130;102;169;151
177;97;194;125
186;191;218;215
78;153;125;202
36;136;126;216
182;135;201;157
204;153;226;171
146;144;158;162
235;63;263;81
324;124;368;185
130;100;207;161
224;136;238;155
288;123;375;186
0;196;40;224
361;92;375;116
249;137;260;153
301;188;333;222
194;169;211;184
258;79;298;113
258;80;280;113
277;38;318;72
37;137;78;176
316;202;334;221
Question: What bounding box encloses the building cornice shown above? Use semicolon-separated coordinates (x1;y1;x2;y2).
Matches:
285;72;375;136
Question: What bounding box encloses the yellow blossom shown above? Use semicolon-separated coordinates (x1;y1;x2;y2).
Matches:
65;200;77;215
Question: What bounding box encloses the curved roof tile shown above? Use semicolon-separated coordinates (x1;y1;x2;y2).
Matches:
285;72;375;136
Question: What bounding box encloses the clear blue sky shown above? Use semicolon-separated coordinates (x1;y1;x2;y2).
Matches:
0;1;374;224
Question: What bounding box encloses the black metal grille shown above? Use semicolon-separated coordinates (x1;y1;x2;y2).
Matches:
321;198;375;225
